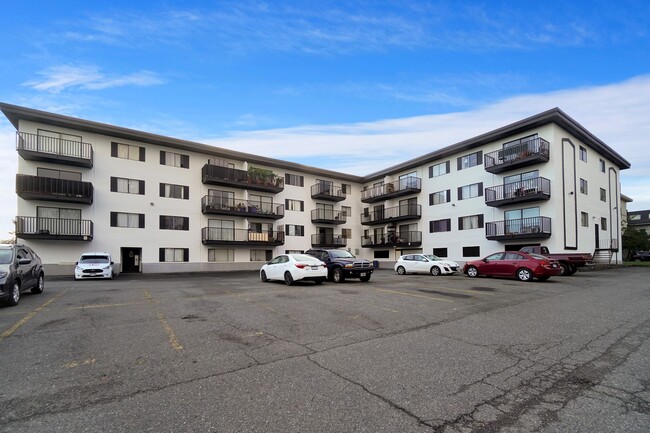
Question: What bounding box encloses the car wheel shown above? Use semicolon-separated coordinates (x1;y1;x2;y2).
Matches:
332;268;345;283
559;263;570;276
396;266;406;275
466;266;479;278
516;268;533;282
537;276;550;281
430;266;441;276
31;274;44;294
260;270;269;282
567;265;578;275
284;271;294;286
359;275;371;282
8;281;20;306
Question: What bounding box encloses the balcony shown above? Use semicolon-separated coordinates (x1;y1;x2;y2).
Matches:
311;183;346;202
202;164;284;193
201;228;284;246
311;209;347;224
484;138;550;174
485;216;551;241
361;177;422;203
15;216;93;241
311;233;347;248
16;132;93;168
361;204;422;225
485;177;551;207
201;195;284;220
361;231;422;248
16;174;93;205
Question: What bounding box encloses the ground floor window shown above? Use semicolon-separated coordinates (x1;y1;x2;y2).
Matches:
208;249;234;262
463;246;481;257
250;249;272;261
159;248;188;262
433;248;448;257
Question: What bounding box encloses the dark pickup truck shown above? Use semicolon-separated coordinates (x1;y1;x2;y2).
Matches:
305;248;373;283
519;246;592;276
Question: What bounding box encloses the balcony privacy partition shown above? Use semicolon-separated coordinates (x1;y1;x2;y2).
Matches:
311;183;346;202
361;204;422;225
485;177;551;207
201;195;284;219
361;231;422;248
202;164;284;193
15;216;93;241
311;209;346;224
16;132;93;168
485;216;551;241
201;228;284;245
311;233;347;248
16;174;94;205
361;177;422;203
484;138;550;174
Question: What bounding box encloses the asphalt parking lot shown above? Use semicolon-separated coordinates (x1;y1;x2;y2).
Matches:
1;268;649;433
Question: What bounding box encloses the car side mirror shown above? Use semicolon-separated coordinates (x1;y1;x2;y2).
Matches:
111;261;114;265
483;258;489;263
75;262;79;265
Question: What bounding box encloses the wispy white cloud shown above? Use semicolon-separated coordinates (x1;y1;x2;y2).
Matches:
24;65;164;93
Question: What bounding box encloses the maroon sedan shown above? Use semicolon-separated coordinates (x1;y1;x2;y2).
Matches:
463;251;562;282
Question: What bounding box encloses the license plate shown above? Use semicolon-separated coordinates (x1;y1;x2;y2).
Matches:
360;273;366;277
311;266;318;270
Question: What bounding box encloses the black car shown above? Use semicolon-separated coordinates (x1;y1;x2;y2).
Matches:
305;248;373;283
0;244;45;306
632;251;650;262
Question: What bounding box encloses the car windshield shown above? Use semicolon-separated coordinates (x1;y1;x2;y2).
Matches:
79;255;110;264
0;249;13;264
329;250;356;259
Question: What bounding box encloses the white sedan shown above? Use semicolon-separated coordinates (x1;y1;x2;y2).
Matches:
394;254;460;276
260;254;328;285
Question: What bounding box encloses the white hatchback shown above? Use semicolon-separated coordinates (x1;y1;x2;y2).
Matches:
394;254;459;276
74;252;116;280
260;254;328;285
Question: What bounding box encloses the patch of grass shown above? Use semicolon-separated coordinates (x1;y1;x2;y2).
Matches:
623;260;650;267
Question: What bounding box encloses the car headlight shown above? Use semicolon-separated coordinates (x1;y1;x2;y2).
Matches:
103;265;111;270
0;271;7;279
344;264;353;268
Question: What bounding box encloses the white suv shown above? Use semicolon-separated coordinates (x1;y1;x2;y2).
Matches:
74;252;116;280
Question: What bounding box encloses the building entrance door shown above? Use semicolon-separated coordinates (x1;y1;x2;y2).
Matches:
121;247;142;273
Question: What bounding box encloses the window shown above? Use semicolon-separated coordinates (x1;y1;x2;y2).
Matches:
207;219;235;241
37;129;83;157
37;168;81;181
463;246;481;257
110;212;144;228
160;215;189;231
342;228;352;239
250;249;272;261
459;214;484;230
429;161;450;178
111;142;145;161
579;146;587;162
208;249;234;262
601;218;607;230
429;190;450;205
341;184;350;194
580;178;588;195
342;206;351;217
111;177;145;195
430;219;451;233
432;248;448;257
600;188;607;202
458;182;483;200
285;173;304;187
599;158;606;173
36;206;82;235
629;214;641;221
285;199;304;211
457;151;482;170
160;183;189;199
581;212;589;227
159;248;188;262
207;189;235;209
160;151;189;168
286;225;304;236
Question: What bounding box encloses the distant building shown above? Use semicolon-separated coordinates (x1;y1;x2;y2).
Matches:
1;103;631;275
627;209;650;234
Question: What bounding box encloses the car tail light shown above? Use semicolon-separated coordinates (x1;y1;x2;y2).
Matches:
294;263;307;269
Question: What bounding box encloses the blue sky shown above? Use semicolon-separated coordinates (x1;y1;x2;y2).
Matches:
1;0;650;239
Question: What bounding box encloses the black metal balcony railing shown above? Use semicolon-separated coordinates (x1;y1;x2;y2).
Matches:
16;132;94;168
485;216;551;241
311;233;347;248
201;195;284;219
15;216;93;241
361;231;422;248
202;164;284;193
16;174;94;205
311;208;347;224
361;177;422;203
485;177;551;207
311;183;346;202
361;204;422;225
201;228;285;245
484;138;550;174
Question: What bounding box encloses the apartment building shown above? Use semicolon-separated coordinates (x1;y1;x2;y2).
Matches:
1;103;630;275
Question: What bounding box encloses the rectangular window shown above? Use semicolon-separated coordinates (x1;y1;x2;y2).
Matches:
579;146;587;162
160;150;189;169
457;151;482;170
580;178;588;195
285;199;304;211
111;177;145;195
429;190;451;205
286;225;304;236
111;142;145;161
600;188;606;202
430;219;451;233
159;248;188;262
160;183;189;199
250;249;272;261
208;249;234;262
432;248;448;257
341;206;351;217
601;218;607;230
160;215;189;231
599;158;606;173
458;182;483;200
581;212;589;227
458;214;484;230
341;184;350;194
110;212;144;228
429;161;450;178
285;173;304;187
37;168;82;181
463;246;481;257
342;228;352;239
